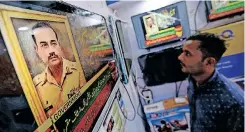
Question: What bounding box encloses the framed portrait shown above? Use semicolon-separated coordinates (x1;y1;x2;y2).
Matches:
1;7;86;125
143;14;159;36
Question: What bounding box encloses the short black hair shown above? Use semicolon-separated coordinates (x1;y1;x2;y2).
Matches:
187;32;227;62
32;21;58;45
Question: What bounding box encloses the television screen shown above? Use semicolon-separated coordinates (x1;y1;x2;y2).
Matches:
138;47;188;86
207;0;244;20
132;1;190;48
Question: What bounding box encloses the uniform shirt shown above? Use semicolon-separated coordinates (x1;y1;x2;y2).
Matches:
33;58;85;117
188;70;244;132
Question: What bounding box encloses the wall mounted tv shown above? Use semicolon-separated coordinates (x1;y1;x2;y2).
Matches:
131;1;190;49
206;0;244;21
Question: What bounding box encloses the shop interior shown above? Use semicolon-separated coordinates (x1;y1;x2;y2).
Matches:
0;1;244;132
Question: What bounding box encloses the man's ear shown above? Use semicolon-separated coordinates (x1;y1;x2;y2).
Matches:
34;45;38;53
205;57;216;66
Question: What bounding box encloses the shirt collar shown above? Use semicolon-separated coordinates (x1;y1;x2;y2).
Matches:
206;69;218;83
189;70;219;89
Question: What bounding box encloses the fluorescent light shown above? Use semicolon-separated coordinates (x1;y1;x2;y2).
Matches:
18;27;28;31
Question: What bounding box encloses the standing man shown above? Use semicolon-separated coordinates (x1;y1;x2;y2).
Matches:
178;33;244;132
32;22;85;117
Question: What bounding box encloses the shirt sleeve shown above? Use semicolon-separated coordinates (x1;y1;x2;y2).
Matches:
227;103;244;132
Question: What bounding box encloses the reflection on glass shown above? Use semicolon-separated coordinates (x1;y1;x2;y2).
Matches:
0;32;36;131
68;14;114;81
0;33;22;95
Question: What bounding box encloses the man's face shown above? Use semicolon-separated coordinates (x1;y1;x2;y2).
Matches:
178;40;206;76
147;18;153;27
34;27;63;67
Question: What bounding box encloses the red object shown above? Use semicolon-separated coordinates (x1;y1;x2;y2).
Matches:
209;7;244;20
93;49;113;55
145;35;177;46
73;82;112;132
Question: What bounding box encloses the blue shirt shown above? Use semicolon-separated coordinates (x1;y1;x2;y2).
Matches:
188;70;244;132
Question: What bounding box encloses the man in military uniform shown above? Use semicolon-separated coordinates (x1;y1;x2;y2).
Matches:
145;16;159;35
32;22;85;117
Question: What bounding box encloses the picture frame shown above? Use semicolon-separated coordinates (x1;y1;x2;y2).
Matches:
0;5;86;125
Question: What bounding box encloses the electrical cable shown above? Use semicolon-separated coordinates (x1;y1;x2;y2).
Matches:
131;69;147;120
137;97;148;122
175;82;178;97
194;1;202;32
175;81;183;97
136;83;149;100
119;80;136;121
193;1;210;32
200;1;211;30
132;65;152;100
131;66;148;121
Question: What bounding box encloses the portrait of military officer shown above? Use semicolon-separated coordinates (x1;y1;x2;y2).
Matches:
32;22;85;117
145;16;159;35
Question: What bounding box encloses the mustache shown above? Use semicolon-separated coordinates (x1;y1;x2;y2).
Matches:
48;52;59;60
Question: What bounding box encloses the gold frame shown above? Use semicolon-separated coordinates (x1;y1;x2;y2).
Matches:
0;5;86;126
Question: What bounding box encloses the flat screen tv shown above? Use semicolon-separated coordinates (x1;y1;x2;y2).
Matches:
131;1;190;48
206;0;244;21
